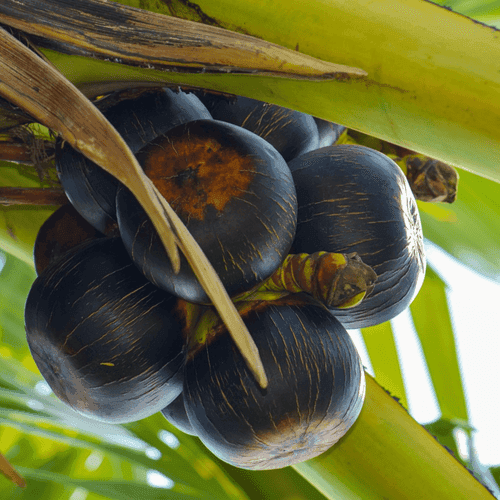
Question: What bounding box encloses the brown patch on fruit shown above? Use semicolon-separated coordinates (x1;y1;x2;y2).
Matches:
34;204;101;275
274;414;299;433
139;131;255;221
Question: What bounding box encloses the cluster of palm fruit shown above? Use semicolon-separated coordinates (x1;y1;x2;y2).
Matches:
24;87;427;470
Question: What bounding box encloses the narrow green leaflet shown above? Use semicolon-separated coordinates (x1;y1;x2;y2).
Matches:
408;265;500;493
205;461;329;500
10;469;211;500
123;415;249;500
0;374;249;499
0;393;249;499
423;421;500;497
410;267;469;424
425;418;468;467
432;0;500;27
0;411;213;490
361;322;408;410
489;467;500;494
0;246;36;354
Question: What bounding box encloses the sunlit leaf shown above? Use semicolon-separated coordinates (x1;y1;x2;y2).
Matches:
0;386;250;498
99;0;500;183
361;322;408;410
12;468;212;500
206;459;329;500
431;0;500;27
293;375;493;500
425;418;468;467
410;267;469;424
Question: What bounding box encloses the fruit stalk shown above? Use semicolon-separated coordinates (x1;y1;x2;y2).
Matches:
0;187;67;206
0;141;34;164
242;252;377;309
0;451;26;489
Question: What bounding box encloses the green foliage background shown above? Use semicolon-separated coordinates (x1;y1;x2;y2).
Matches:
1;0;499;498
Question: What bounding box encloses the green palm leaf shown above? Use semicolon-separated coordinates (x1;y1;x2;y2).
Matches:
360;322;408;410
410;267;468;424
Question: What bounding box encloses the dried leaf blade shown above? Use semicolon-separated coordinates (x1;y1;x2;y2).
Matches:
0;0;367;80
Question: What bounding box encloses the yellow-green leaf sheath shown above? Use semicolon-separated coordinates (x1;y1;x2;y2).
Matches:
110;0;500;182
294;374;494;500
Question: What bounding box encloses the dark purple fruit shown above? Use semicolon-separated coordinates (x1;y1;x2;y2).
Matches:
116;119;297;304
55;88;212;233
195;93;319;162
33;203;104;276
288;145;426;329
25;237;186;423
183;297;365;470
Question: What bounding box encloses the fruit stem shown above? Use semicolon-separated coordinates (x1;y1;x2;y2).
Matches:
0;141;33;163
0;187;68;206
0;135;55;165
0;451;26;488
238;252;377;309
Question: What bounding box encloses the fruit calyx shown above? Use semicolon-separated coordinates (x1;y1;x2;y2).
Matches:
235;251;377;309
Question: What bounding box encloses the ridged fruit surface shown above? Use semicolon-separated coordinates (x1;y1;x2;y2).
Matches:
195;93;320;162
289;145;426;329
183;297;365;470
25;237;186;423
